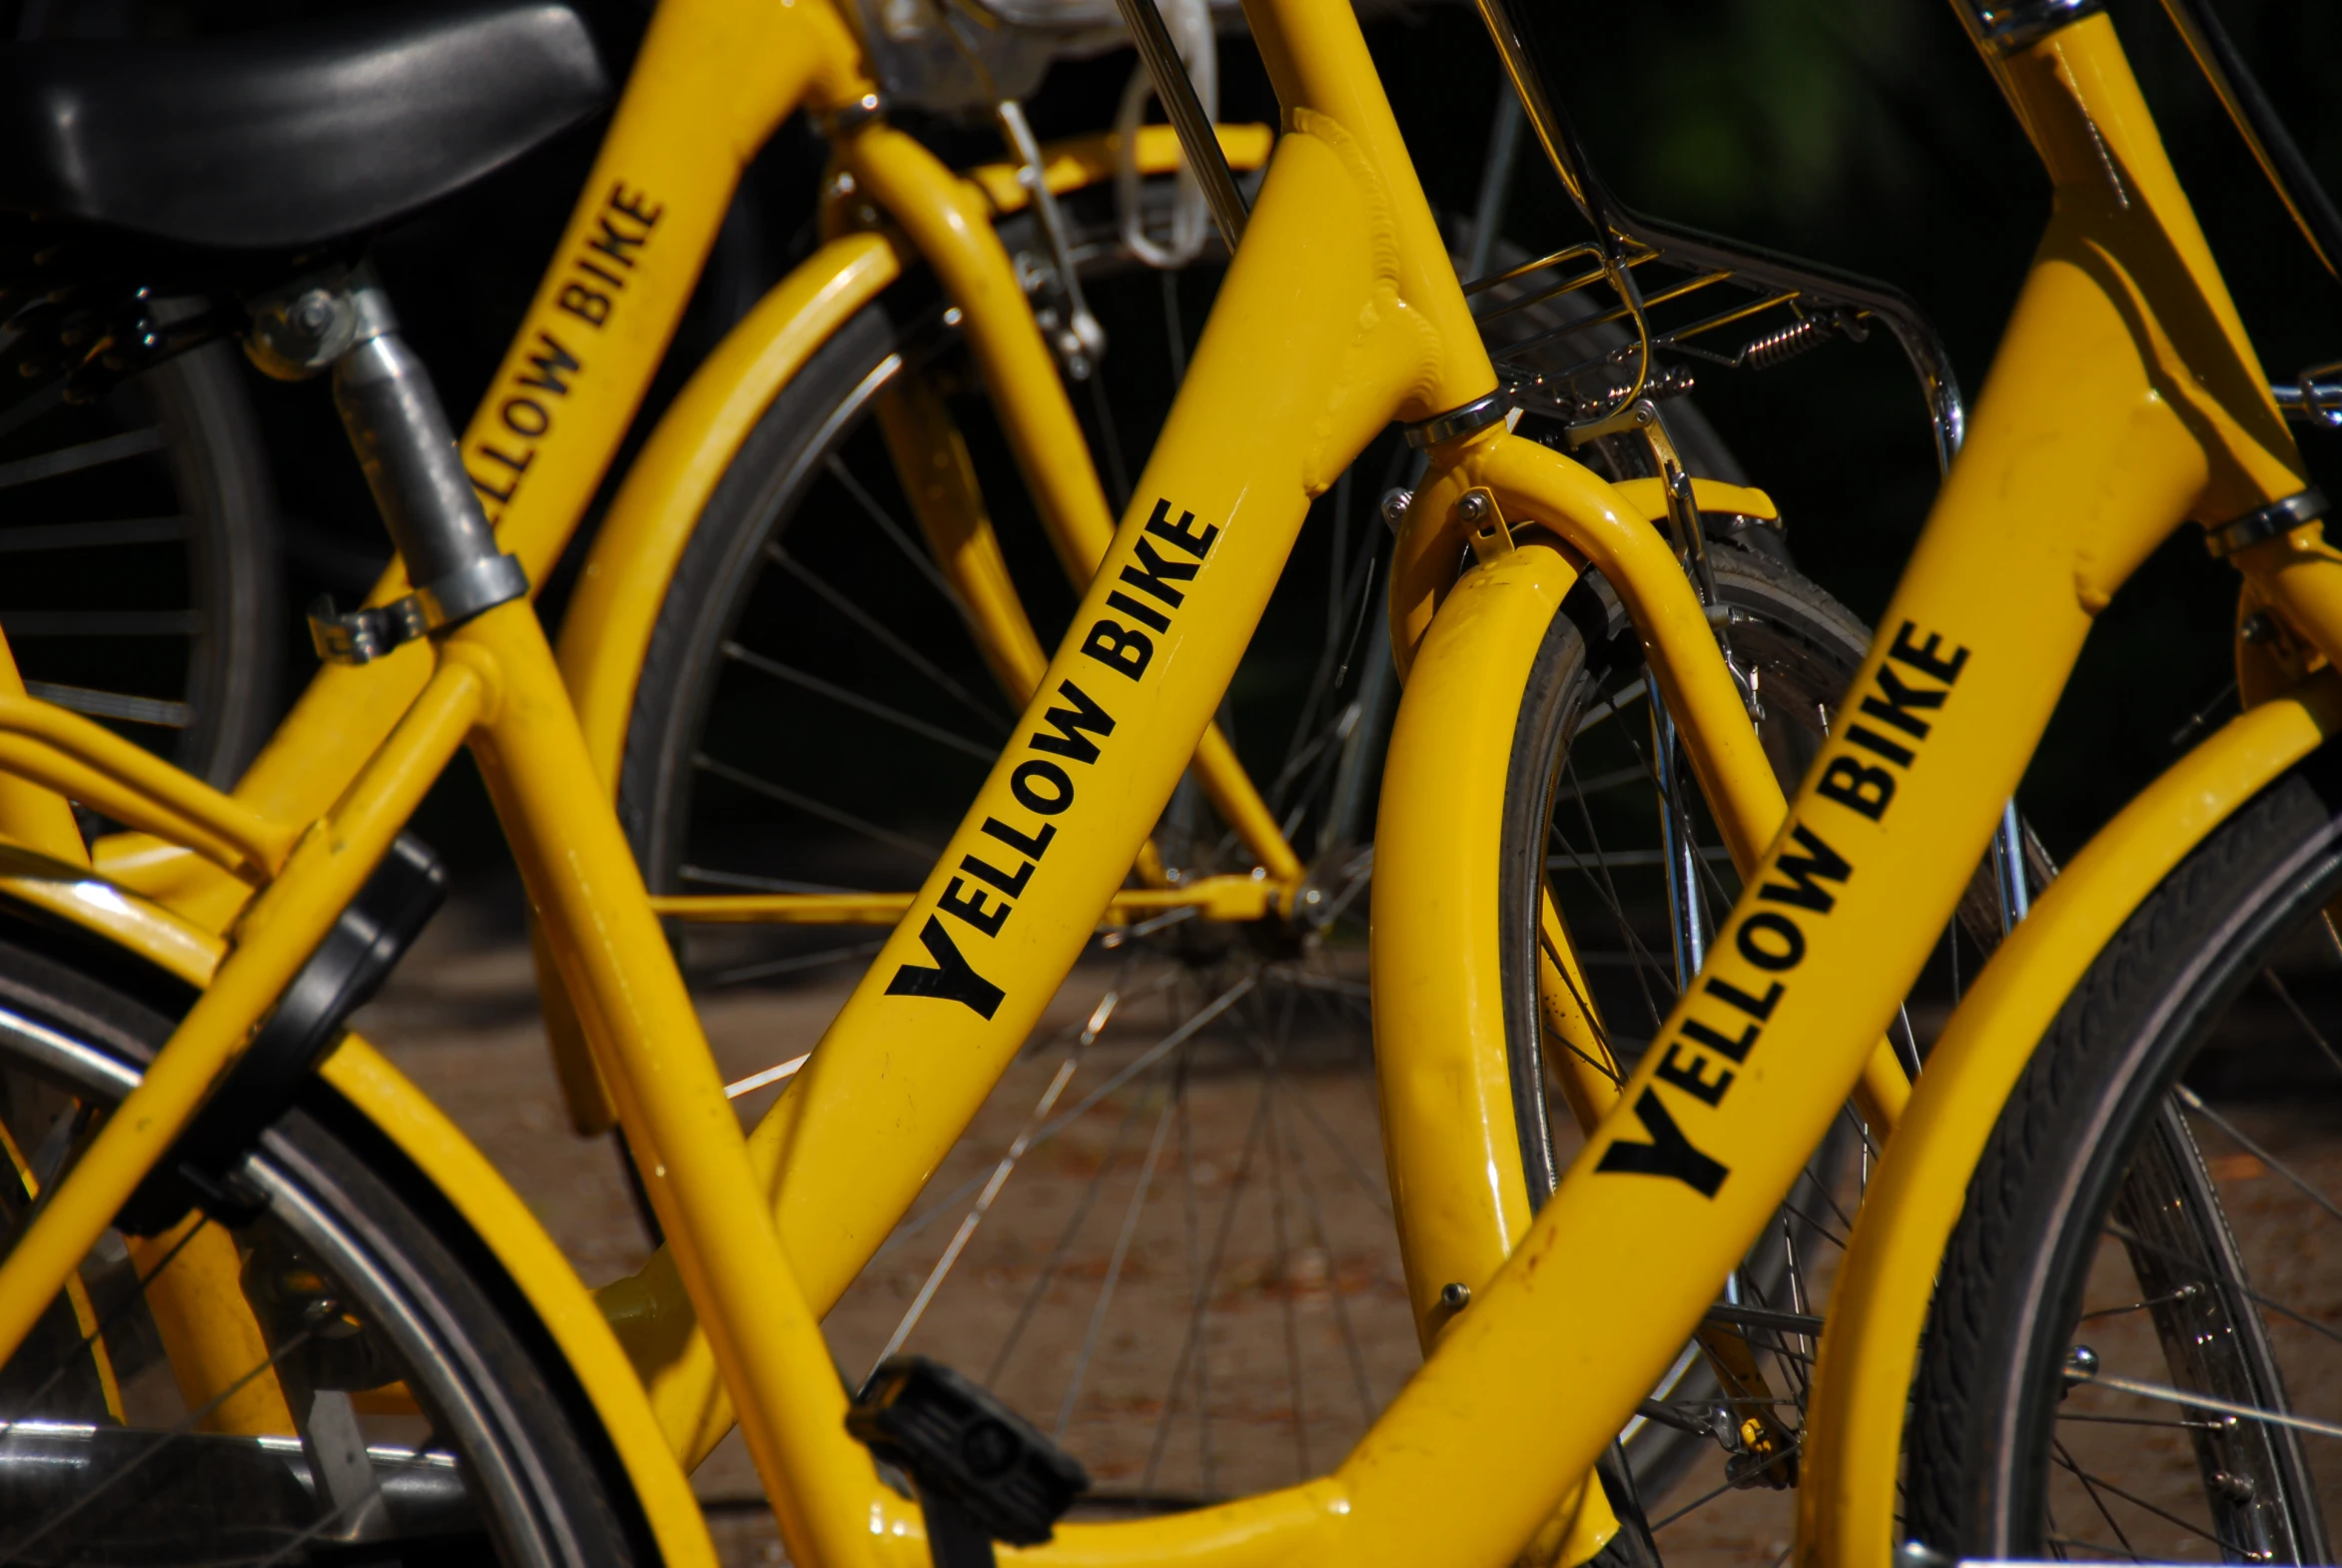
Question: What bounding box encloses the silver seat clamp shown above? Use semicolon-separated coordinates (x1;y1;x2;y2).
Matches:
1403;391;1513;449
2203;486;2328;559
309;553;529;666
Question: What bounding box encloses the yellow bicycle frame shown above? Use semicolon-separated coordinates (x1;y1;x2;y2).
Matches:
0;0;2335;1565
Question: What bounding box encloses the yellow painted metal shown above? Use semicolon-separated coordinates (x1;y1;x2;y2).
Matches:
1799;670;2342;1568
607;77;1472;1476
1537;890;1623;1134
0;841;224;988
128;1211;297;1437
0;698;300;878
1452;435;1925;1133
840;122;1302;885
871;369;1181;889
0;660;481;1375
0;638;86;867
1371;538;1574;1338
543;228;906;1134
226;0;878;851
1606;475;1779;523
2;0;2312;1561
876;370;1054;703
649;874;1277;926
319;1036;721;1568
1395;436;1782;867
0;1115;123;1421
1789;17;2317;1558
2230;521;2342;677
1292;21;2313;1556
89;834;260;934
1366;534;1625;1568
457;600;889;1568
560;231;905;786
965;124;1276;214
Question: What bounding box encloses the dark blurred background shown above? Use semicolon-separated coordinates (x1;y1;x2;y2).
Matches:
13;0;2342;875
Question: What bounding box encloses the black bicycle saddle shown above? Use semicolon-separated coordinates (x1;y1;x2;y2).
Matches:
0;0;608;251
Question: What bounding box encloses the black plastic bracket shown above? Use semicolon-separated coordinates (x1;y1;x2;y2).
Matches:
116;833;446;1236
848;1355;1088;1568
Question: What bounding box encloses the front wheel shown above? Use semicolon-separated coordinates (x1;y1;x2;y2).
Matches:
1909;747;2342;1563
0;919;647;1567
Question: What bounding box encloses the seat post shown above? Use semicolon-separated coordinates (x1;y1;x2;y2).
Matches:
247;266;527;664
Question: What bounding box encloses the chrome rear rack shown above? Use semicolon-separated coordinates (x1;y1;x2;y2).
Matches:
1468;0;1966;471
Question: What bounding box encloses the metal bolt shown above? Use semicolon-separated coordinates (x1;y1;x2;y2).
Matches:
289;290;336;341
2062;1343;2099;1383
1438;1281;1471;1310
1380;487;1413;532
2240;610;2279;643
1455;491;1491;527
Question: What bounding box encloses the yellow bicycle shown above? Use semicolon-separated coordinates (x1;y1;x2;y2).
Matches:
0;0;2331;1560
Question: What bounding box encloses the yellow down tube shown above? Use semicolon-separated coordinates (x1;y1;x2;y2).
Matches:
604;69;1491;1468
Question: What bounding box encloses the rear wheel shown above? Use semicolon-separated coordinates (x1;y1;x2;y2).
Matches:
0;923;644;1567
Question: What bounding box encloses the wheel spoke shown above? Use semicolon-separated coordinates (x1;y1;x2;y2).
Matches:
723;640;999;762
2;1322;321;1562
986;1068;1156;1389
679;864;868;896
2255;965;2342;1084
2046;1443;2251;1557
1143;1069;1273;1496
693;751;942;862
0;610;197;636
0;514;187;553
1055;1084;1175;1438
22;682;190;727
0;426;163;491
824;453;975;619
708;938;888;988
765;544;1013;732
1279;1076;1378;1424
2173;1084;2342;1229
878;1049;1086;1369
2078;1367;2342;1446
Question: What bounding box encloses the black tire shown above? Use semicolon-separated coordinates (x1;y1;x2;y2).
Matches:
0;921;645;1568
144;340;283;787
1909;750;2342;1564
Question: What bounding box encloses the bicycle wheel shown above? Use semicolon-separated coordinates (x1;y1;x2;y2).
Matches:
1908;748;2342;1564
0;336;282;788
615;179;1767;1511
1498;544;2024;1543
0;920;646;1566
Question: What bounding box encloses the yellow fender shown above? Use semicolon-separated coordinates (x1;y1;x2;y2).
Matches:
558;231;906;784
1797;669;2342;1568
1371;537;1568;1338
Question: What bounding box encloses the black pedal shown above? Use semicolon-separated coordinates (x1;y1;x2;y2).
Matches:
117;833;445;1236
849;1355;1087;1568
